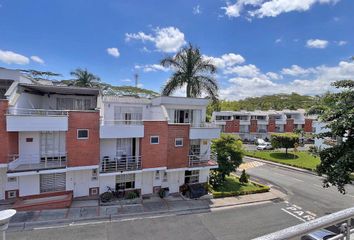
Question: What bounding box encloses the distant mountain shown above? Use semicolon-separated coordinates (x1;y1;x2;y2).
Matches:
100;83;160;98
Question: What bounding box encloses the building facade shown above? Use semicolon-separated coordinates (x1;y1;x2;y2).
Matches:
0;68;220;201
211;110;315;141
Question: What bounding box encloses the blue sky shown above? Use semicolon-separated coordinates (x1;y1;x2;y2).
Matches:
0;0;353;100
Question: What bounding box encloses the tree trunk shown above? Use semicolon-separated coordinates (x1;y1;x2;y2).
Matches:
285;148;288;156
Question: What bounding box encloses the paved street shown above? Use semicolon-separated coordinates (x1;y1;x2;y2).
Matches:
7;158;354;240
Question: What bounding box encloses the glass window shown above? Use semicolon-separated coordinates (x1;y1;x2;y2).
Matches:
77;129;89;139
150;136;159;144
116;174;135;190
185;170;199;184
175;138;183;147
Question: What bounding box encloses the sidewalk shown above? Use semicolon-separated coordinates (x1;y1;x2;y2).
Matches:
6;189;286;231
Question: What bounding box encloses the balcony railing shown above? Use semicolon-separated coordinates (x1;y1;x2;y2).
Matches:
253;207;354;240
190;122;218;128
8;152;67;172
188;154;217;167
257;129;267;133
100;119;143;126
100;155;141;173
7;107;68;116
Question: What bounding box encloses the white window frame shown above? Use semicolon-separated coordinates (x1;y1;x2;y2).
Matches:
175;138;183;147
150;136;159;144
7;190;17;199
77;129;89;140
7;177;17;183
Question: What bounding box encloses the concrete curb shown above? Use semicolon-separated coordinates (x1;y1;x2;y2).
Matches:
8;193;283;231
244;156;317;176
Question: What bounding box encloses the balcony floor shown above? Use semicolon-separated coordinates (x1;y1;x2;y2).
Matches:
8;160;67;172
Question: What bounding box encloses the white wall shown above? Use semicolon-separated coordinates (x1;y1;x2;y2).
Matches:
19;175;40;196
7;115;68;132
100;139;117;160
200;140;211;158
19;132;40;162
142;171;153;195
66;170;97;197
199;169;209;183
99;175;115;193
166;171;184;193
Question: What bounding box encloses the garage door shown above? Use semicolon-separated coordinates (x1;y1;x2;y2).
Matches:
40;173;66;193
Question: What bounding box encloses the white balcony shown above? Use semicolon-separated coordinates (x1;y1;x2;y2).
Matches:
6;108;68;131
294;118;305;125
189;123;221;139
100;120;144;138
188;154;218;168
8;152;67;172
100;155;141;173
240;120;251;125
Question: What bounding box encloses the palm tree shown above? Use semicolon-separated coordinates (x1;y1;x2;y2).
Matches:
161;44;218;101
70;68;101;87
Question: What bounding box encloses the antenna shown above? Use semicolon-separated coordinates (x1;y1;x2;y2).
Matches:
134;73;139;88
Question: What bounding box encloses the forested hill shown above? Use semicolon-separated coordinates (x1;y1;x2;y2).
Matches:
208;93;316;113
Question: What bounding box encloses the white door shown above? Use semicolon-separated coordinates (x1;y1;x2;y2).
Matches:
142;172;153;195
74;170;89;197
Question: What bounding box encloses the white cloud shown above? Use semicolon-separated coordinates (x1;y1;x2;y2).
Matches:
281;65;315;76
106;47;120;58
306;39;329;49
275;38;282;44
224;64;260;77
337;40;347;46
220;60;354;100
203;53;245;69
135;64;169;72
0;49;30;65
222;0;339;18
125;27;186;53
266;71;282;80
30;55;45;65
193;5;201;15
120;78;132;83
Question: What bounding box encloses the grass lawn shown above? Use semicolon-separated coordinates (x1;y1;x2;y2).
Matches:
245;151;320;171
211;175;269;198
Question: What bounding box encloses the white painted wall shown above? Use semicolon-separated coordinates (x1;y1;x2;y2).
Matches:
5;175;19;191
199;169;209;183
200;140;211;158
100;125;144;138
19;175;40;196
190;128;220;139
99;175;115;193
7;115;68;131
166;171;184;193
66;169;99;197
19;132;40;163
142;171;153;195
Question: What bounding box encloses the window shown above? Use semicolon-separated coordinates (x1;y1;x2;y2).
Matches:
162;172;168;182
175;138;183;147
40;173;66;193
116;174;135;190
155;170;160;180
26;138;33;143
77;129;89;139
7;177;17;183
90;188;98;196
150;136;159;144
92;169;98;181
185;170;199;184
7;190;17;199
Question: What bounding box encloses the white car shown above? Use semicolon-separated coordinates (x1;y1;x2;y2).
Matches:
256;142;273;150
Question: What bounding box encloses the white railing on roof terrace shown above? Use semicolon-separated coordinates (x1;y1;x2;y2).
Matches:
188;153;217;167
253;207;354;240
100;119;143;126
7;108;68;116
100;155;141;173
190;122;218;128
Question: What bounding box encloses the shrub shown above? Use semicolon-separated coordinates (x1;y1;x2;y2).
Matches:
125;191;137;199
239;170;249;184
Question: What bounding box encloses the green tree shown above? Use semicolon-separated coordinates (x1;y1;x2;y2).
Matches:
271;133;299;155
161;43;218;101
312;80;354;194
21;69;62;81
239;169;249;184
210;134;244;186
70;68;101;87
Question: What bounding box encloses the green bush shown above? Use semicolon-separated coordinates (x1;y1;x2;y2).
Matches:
239;169;249;184
125;191;138;199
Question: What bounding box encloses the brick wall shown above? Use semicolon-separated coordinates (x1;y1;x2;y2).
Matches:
141;121;168;169
250;119;257;133
66;111;100;167
0;100;18;164
304;119;313;133
224;120;240;133
285;119;295;132
167;124;190;169
267;119;276;132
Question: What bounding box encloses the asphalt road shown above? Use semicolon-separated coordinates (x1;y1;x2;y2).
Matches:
8;158;354;240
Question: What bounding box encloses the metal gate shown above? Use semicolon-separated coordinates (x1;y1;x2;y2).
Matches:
40;173;66;193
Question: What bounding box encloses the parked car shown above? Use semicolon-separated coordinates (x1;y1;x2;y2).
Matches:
256;142;273;150
301;229;337;240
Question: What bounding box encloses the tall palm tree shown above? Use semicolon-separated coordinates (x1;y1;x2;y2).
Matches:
161;44;218;101
70;68;101;87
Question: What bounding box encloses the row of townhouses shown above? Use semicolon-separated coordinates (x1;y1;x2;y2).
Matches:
211;110;315;140
0;68;220;201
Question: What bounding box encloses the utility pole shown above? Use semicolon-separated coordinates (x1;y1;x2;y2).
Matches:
134;73;139;88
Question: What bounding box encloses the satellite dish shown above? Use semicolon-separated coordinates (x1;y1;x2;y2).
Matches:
0;209;16;230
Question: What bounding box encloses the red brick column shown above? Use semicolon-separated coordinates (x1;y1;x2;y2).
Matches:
167;124;190;169
267;119;276;133
304;119;313;133
224;120;240;133
285;119;295;133
250;119;257;133
0;100;18;164
66;111;100;167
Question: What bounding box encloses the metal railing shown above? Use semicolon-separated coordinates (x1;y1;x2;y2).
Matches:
188;154;217;167
8;152;67;172
253;207;354;240
190;122;218;128
100;119;143;126
100;155;141;173
7;107;68;116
